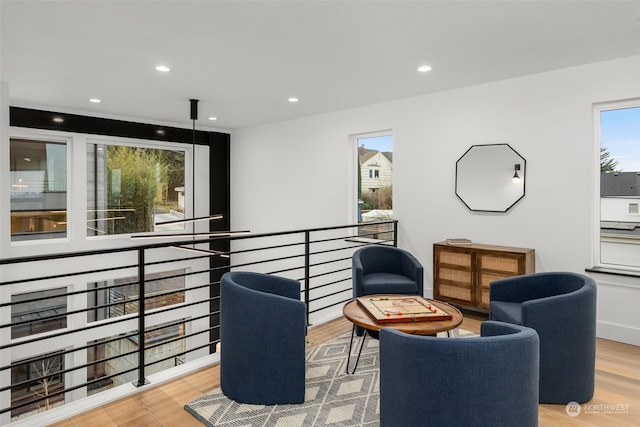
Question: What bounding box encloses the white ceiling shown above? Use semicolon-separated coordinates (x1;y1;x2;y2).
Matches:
2;1;639;131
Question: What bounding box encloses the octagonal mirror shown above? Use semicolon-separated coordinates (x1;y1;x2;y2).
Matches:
455;143;526;212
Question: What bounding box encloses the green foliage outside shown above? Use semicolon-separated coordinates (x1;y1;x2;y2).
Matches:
106;146;184;234
361;185;392;210
600;146;620;172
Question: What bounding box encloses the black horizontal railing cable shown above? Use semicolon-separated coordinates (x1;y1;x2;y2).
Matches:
0;220;397;418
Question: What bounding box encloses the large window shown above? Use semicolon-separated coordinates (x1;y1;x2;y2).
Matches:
355;133;393;239
9;138;67;241
87;269;186;322
87;143;185;236
8;135;189;241
87;320;185;395
11;288;67;339
11;351;64;418
596;101;640;269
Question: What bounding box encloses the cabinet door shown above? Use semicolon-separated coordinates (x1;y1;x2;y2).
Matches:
476;251;522;310
434;247;475;306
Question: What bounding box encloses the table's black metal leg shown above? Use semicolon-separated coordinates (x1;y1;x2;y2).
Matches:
346;324;367;374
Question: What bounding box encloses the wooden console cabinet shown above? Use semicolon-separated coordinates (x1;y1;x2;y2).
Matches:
433;242;535;311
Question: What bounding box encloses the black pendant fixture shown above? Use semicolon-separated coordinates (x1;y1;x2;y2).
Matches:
131;99;247;244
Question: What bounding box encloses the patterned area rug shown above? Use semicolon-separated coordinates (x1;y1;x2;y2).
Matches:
185;328;476;427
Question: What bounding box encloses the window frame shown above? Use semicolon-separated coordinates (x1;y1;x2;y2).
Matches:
592;98;640;272
6;128;194;248
10;350;65;418
8;133;71;244
87;268;187;323
11;287;68;339
348;130;393;241
85;137;189;238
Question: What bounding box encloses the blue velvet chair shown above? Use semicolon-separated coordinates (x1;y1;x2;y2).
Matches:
489;272;597;404
379;321;539;427
220;271;306;404
352;245;423;335
352;245;423;298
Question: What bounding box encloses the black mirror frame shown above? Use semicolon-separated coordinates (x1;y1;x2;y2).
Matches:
455;143;526;213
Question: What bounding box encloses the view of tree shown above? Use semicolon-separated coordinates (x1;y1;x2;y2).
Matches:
157;150;186;207
33;355;63;412
106;146;184;234
361;185;392;210
601;146;620;172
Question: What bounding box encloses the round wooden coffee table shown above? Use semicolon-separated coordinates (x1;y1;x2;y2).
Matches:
342;295;463;373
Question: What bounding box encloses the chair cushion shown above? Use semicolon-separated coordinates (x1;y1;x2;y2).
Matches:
490;301;523;324
362;272;419;295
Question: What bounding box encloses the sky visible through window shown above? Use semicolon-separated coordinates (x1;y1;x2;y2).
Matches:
359;116;637;171
601;106;640;171
359;134;392;152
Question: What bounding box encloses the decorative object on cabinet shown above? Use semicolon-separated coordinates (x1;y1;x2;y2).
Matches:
455;143;526;212
433;241;535;311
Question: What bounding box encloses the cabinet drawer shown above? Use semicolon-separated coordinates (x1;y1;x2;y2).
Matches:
437;283;472;304
478;254;519;274
433;242;534;312
438;267;472;283
478;271;515;309
439;250;472;268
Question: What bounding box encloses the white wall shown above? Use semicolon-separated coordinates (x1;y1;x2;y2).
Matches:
232;55;640;345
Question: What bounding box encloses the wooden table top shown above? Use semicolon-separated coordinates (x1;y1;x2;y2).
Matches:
343;295;463;335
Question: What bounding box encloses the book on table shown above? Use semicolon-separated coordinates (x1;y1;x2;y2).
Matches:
356;296;452;324
446;238;472;244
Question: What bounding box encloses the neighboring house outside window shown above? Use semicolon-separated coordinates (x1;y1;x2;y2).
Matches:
355;133;393;239
600;172;640;267
360;151;392;198
596;101;640;269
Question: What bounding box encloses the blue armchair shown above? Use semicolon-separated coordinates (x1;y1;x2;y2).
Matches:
352;245;424;298
489;272;597;404
352;245;424;336
220;271;306;404
380;321;539;427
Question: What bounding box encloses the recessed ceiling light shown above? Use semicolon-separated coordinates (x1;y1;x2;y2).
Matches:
288;97;299;103
155;65;170;72
417;65;432;73
208;117;218;121
89;98;102;103
53;117;64;123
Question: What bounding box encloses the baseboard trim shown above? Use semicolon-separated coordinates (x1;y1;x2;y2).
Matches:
597;321;640;346
6;354;219;427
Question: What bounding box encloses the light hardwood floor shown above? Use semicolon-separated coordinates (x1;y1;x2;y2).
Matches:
50;311;640;427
